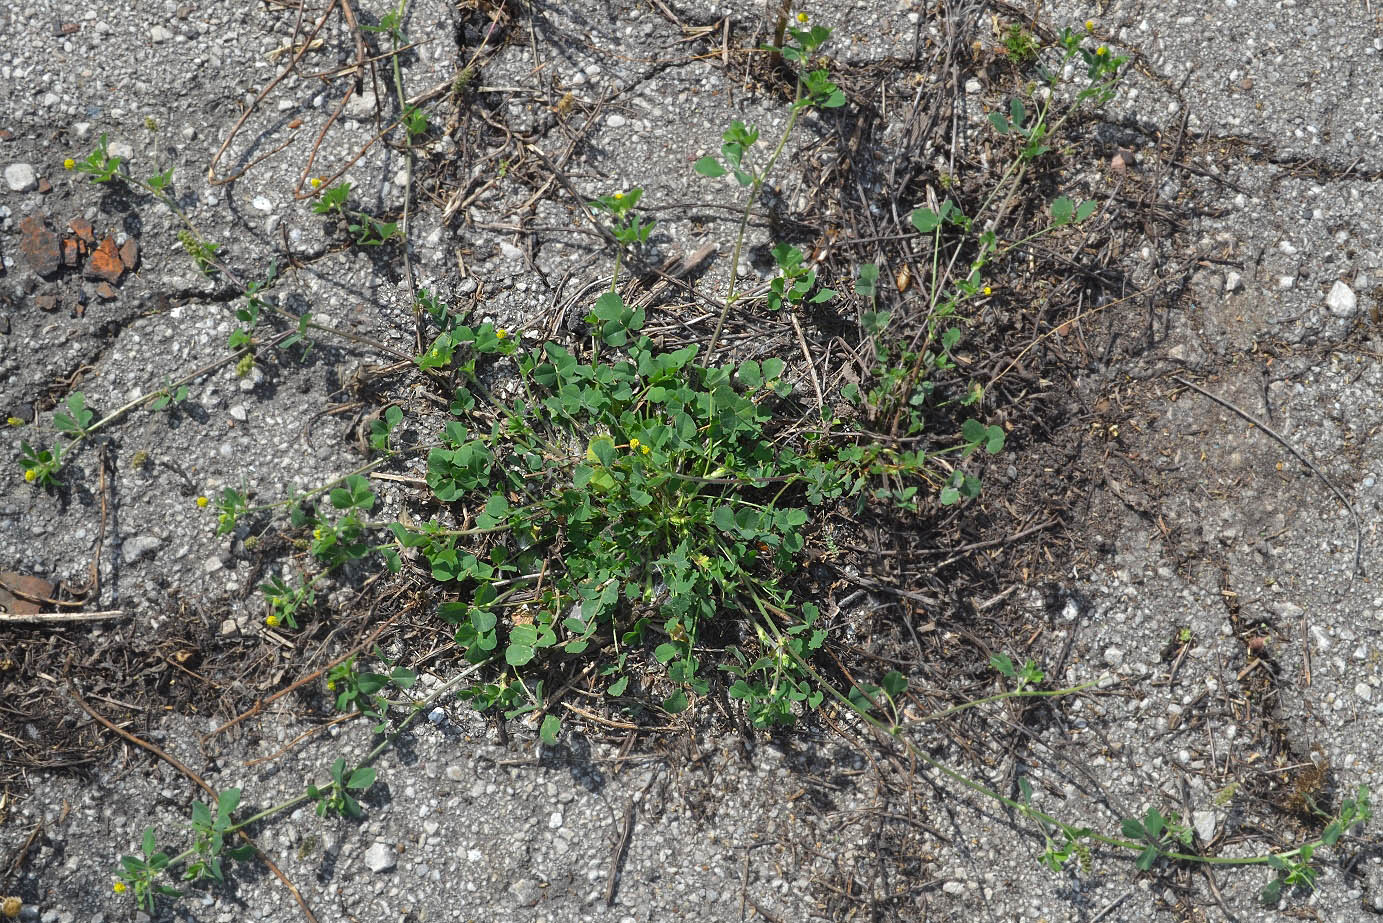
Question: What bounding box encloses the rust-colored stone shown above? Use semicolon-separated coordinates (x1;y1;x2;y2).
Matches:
18;212;61;278
68;216;95;244
118;237;139;271
95;282;118;300
84;236;124;283
37;177;51;194
33;292;58;312
61;237;79;267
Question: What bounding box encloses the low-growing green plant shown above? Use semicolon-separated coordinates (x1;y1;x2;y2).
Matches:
589;187;655;293
311;180;402;246
326;652;418;732
148;377;190;413
694;15;843;363
1002;23;1041;65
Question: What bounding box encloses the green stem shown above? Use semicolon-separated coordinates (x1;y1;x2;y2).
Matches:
702;84;806;368
757;609;1343;871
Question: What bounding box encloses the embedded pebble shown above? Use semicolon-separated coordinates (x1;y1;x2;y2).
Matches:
1327;280;1357;317
121;535;162;564
1193;810;1217;842
251;195;272;212
364;841;396;872
228;405;247;421
4;163;37;192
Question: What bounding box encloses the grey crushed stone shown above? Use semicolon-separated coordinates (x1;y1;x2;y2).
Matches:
4;162;37;192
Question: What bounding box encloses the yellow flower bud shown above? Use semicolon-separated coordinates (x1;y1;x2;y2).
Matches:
496;328;508;340
796;11;809;23
64;158;76;170
1085;20;1095;31
196;495;209;508
266;614;280;628
113;881;127;893
310;177;322;189
1096;46;1108;56
983;286;992;295
24;469;37;483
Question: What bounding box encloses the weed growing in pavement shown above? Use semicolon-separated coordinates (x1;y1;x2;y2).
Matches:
311;179;402;247
694;13;843;361
82;10;1370;915
1001;23;1041;65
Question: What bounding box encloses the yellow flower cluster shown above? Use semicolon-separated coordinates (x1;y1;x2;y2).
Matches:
629;438;651;455
196;495;209;508
265;614;281;628
23;469;36;483
113;881;126;894
63;158;76;170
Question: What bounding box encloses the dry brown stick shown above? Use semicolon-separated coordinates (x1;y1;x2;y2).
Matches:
207;0;337;184
1171;374;1363;579
0;610;126;624
604;798;635;905
787;311;824;415
245;714;354;768
201;609;402;745
69;684;320;923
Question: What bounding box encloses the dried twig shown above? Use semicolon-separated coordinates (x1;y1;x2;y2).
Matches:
0;610;126;624
1171;375;1363;580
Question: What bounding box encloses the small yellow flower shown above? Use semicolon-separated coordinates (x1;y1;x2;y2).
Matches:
6;417;23;426
326;679;336;691
64;158;76;170
196;495;209;508
312;528;324;541
113;881;127;894
612;191;624;200
983;286;992;296
1096;46;1108;57
496;328;508;340
1085;20;1095;31
310;176;323;189
640;444;650;455
796;11;809;24
629;437;641;451
265;614;281;628
24;469;37;483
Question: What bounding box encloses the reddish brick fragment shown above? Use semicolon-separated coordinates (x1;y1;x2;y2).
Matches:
84;237;124;283
61;237;79;267
118;237;139;272
68;216;95;244
18;212;61;278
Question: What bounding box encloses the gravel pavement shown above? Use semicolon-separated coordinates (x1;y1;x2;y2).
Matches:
3;1;1382;921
